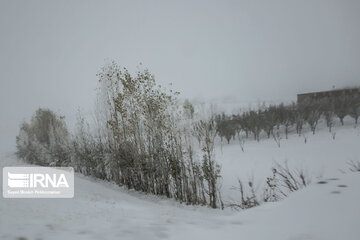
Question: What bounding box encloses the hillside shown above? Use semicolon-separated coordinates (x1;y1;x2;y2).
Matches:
1;124;359;240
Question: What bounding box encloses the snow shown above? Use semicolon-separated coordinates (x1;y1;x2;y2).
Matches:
217;119;360;201
1;122;360;240
169;173;360;240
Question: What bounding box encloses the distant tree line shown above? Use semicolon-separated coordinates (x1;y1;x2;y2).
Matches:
216;94;360;144
16;62;223;209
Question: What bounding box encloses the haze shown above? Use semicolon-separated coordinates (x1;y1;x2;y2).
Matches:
1;0;360;151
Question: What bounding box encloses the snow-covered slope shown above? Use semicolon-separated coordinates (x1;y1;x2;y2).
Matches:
1;125;360;240
217;121;360;201
170;173;360;240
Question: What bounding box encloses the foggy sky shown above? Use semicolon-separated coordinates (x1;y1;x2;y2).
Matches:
1;0;360;151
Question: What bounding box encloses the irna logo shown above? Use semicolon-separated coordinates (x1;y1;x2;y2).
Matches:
8;172;69;188
3;167;74;198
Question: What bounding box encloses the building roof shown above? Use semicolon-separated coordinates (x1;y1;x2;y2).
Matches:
297;87;360;97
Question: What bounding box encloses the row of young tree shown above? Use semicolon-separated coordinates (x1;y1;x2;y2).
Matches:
16;62;222;208
216;94;360;144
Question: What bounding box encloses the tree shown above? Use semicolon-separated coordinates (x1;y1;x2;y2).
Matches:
303;100;322;134
348;95;360;126
334;95;350;125
282;103;296;139
262;105;277;138
237;112;251;138
16;108;69;166
216;115;237;144
295;103;305;136
320;97;335;132
194;118;221;208
247;110;263;141
96;61;221;207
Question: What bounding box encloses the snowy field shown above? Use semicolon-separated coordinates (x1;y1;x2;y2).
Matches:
217;118;360;202
1;120;360;240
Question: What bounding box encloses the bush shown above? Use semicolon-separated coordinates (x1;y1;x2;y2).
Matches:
229;162;310;210
265;162;310;200
348;160;360;172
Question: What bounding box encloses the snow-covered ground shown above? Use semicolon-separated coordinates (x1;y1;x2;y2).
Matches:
1;122;360;240
217;118;360;201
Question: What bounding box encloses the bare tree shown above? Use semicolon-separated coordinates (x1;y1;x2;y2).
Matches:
334;95;350;125
348;95;360;127
303;100;322;134
321;97;336;132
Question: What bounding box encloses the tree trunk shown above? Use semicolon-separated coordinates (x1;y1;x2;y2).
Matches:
340;117;344;125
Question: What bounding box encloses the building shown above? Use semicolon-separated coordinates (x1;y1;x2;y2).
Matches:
297;87;360;104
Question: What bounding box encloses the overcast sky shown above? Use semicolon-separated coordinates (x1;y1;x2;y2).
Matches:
1;0;360;151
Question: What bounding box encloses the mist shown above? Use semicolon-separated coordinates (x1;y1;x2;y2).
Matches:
1;0;360;152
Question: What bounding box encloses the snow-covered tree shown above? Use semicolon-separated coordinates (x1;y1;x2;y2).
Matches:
16;108;69;166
